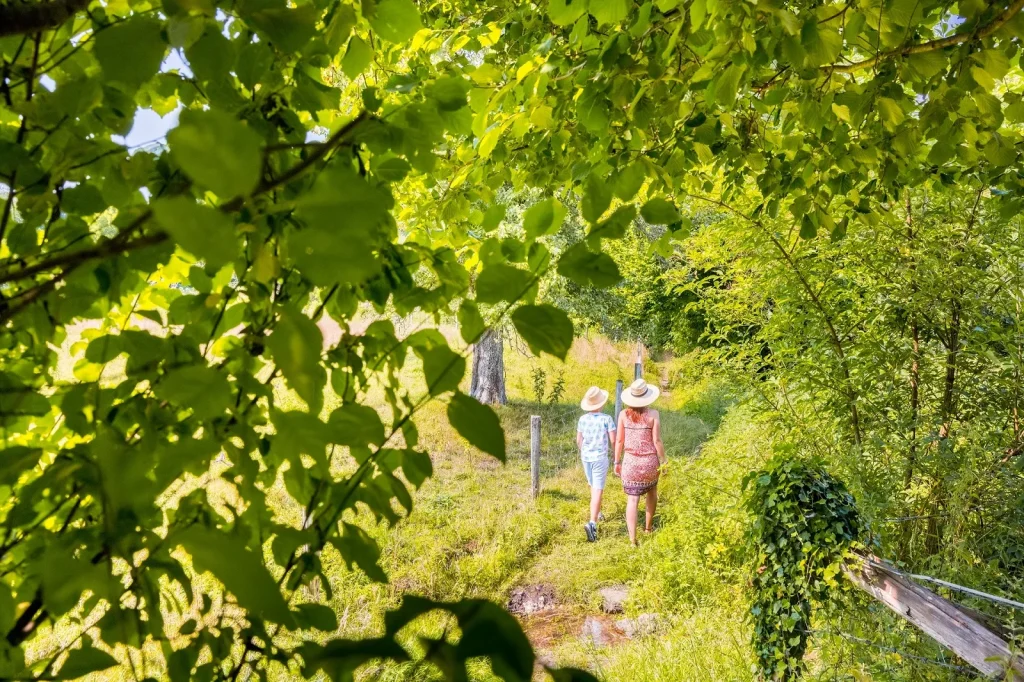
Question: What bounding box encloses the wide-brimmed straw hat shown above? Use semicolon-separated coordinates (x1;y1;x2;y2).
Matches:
580;386;609;411
621;378;659;408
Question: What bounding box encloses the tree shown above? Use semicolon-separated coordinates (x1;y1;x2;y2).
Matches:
0;1;584;680
470;327;508;405
3;0;1023;677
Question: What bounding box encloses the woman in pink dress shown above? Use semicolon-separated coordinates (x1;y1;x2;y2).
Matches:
614;379;667;546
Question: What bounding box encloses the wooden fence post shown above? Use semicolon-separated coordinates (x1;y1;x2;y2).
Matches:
614;379;623;422
844;554;1024;680
530;415;541;499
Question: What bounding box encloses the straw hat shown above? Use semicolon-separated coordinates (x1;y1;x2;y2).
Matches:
621;378;660;408
580;386;609;411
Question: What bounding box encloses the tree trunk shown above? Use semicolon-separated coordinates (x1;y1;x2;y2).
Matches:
470;328;507;405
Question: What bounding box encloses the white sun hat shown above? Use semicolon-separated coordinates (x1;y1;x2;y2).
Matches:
580;386;609;411
620;378;660;408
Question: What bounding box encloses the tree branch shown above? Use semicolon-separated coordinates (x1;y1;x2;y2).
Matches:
0;111;375;325
0;0;90;38
828;0;1024;73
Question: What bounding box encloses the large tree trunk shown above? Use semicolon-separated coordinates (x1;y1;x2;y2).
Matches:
470;328;507;405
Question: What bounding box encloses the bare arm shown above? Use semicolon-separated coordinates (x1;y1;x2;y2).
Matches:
577;430;583;450
652;411;666;465
614;412;625;463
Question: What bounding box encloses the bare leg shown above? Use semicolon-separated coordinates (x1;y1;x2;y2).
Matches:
644;486;657;532
626;494;640;545
589;486;604;525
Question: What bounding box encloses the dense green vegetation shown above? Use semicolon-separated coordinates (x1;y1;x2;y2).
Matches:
2;0;1024;678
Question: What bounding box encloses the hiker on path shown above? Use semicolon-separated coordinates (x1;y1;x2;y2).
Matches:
577;386;616;543
614;379;666;547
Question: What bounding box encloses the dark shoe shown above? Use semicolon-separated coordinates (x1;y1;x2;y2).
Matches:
585;522;597;542
598;512;606;522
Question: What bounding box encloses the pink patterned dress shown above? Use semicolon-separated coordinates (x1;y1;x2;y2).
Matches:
621;413;660;496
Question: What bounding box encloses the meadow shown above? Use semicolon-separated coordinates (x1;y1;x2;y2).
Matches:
270;330;759;681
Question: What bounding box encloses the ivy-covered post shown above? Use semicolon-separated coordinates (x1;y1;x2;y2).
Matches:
745;457;864;681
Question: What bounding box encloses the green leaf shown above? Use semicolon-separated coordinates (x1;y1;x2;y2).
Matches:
93;17;166;89
711;63;744;108
876;97;905;131
168;109;263;199
482;204;507;231
523;197;567;239
266;305;326;413
375;157;411;182
370;0;423;43
577;86;611;132
447;392;506;460
55;647;119;680
595;204;636;239
614;163;646;201
301;637;409;680
291;166;388;286
151;197;238;268
238;0;317;52
418;345;466;396
511;304;574;360
581;175;612;223
384;597;534;680
476;263;534;304
458;301;486;344
549;668;602;682
557;243;622;288
186;27;235;86
177;526;295;626
328;403;386;447
640;197;680;224
689;0;707;27
294;603;339;632
590;0;629;24
800;20;842;66
155;365;233;420
342;36;374;79
332;522;388;582
428;76;471;111
800;213;817;239
167;647;198;682
550;0;588;26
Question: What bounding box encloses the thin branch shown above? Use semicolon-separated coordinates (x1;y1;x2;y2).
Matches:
828;0;1024;73
0;0;89;38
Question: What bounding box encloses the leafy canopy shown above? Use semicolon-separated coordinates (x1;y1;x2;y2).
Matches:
1;0;1022;676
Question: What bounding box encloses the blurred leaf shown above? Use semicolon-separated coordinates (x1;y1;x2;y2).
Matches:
295;603;339;632
639;197;680;225
557;243;622;288
178;526;295;626
156;365;232;420
447;392;506;460
511;304;574;360
458;301;486;344
476;263;533;304
266;305;326;413
168;109;263;199
93;17;165;89
152;197;238;268
523;197;567;239
342;36;373;79
55;647;119;680
370;0;423;43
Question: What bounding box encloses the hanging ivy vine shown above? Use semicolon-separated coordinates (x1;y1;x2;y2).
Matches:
744;455;865;680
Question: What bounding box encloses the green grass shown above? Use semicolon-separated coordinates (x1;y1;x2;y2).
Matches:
287;340;766;681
